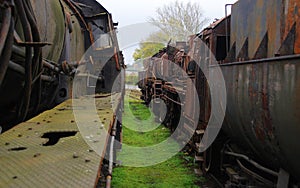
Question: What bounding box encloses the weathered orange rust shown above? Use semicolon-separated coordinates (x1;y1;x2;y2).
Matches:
284;0;300;53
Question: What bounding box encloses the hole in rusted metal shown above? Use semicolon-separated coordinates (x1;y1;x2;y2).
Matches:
33;153;41;158
8;147;27;151
94;95;107;99
41;131;77;146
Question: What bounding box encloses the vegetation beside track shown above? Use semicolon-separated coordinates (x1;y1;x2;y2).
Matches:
112;95;199;187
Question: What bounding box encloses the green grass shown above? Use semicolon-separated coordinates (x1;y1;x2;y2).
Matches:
112;97;199;188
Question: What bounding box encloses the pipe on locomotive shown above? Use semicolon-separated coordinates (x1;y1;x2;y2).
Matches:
0;2;14;87
0;0;86;128
106;116;118;188
224;4;233;53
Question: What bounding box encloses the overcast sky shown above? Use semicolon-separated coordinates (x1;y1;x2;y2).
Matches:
96;0;237;64
98;0;237;27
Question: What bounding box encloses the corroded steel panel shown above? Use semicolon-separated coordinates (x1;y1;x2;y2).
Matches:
60;0;86;62
219;56;300;180
230;0;300;59
29;0;66;62
282;0;300;54
29;0;101;63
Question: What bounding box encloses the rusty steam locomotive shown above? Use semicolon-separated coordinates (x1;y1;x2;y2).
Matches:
139;0;300;187
0;0;124;131
0;0;124;187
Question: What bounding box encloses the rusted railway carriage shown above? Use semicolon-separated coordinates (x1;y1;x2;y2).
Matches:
139;0;300;186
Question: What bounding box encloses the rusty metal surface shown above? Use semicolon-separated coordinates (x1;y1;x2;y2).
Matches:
282;0;300;54
29;0;87;62
29;0;66;63
230;0;300;59
0;0;124;128
219;56;300;180
0;93;121;188
61;0;86;62
199;16;230;63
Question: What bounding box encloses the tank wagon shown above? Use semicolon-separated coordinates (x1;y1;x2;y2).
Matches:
0;0;124;131
139;0;300;187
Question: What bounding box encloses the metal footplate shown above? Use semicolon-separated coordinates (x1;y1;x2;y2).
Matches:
0;93;122;188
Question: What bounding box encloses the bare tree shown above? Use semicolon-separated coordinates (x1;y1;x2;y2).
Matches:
149;1;209;41
133;1;208;61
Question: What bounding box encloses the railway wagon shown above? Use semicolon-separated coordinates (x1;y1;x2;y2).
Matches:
139;0;300;186
203;0;300;186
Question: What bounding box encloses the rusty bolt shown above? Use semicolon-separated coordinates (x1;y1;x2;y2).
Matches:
73;152;79;158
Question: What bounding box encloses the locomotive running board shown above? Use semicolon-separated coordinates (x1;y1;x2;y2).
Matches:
0;93;122;187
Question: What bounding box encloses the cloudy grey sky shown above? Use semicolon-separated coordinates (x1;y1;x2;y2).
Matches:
98;0;237;27
96;0;237;64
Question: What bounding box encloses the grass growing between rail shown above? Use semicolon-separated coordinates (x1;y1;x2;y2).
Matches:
112;96;198;188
